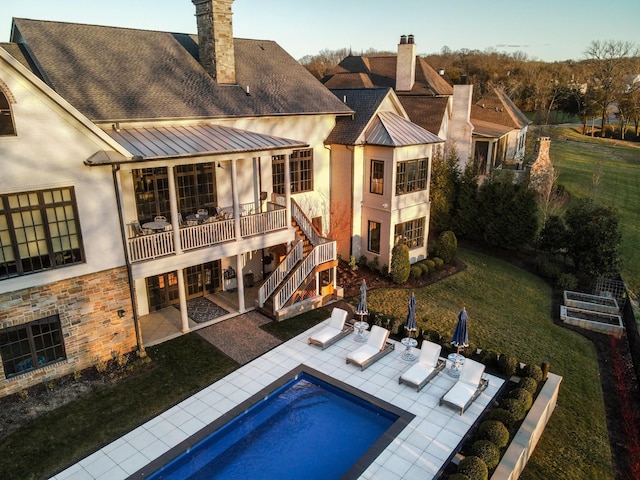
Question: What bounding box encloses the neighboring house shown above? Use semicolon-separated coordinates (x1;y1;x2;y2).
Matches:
322;35;474;168
470;88;531;176
0;46;137;398
0;0;354;395
326;88;444;267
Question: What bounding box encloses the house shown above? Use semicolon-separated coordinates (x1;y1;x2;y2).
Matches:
470;88;531;176
0;46;138;398
325;87;444;267
0;0;357;396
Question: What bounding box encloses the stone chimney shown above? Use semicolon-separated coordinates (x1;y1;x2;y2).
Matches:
192;0;236;84
529;137;553;196
396;34;416;92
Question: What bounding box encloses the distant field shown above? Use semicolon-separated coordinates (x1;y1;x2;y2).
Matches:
536;125;640;297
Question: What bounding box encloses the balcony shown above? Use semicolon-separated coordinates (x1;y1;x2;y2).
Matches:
127;203;288;263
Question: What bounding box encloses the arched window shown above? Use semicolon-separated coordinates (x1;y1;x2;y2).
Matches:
0;91;16;136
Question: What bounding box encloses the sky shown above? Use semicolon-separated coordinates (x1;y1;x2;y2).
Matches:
1;0;639;63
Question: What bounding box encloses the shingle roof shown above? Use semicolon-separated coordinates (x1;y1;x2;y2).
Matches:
399;96;449;136
471;88;530;129
325;88;389;144
471;119;512;138
10;18;352;122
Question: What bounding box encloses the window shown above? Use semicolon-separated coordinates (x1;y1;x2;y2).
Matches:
368;221;381;254
0;315;66;378
272;149;314;194
394;217;426;249
175;164;216;214
395;159;428;195
370;160;384;195
0;187;84;279
0;91;16;136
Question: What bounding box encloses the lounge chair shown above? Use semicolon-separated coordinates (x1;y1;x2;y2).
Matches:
308;308;352;350
398;340;445;391
439;358;489;415
346;325;394;371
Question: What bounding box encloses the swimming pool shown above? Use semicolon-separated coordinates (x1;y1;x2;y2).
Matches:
130;365;414;480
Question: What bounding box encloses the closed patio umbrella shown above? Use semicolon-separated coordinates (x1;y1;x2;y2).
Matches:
405;292;417;332
451;307;469;354
355;279;368;320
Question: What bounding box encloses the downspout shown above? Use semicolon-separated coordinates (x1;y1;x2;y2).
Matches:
346;145;355;258
112;164;145;356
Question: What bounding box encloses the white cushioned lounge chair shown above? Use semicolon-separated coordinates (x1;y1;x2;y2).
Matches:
346;325;394;371
398;340;445;391
439;358;489;415
308;308;352;350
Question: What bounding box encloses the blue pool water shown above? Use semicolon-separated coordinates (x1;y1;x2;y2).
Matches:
145;372;400;480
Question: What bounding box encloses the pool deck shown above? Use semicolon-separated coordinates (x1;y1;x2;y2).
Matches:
51;321;504;480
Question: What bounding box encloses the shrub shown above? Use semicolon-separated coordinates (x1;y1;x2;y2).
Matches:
498;354;518;377
509;388;533;410
519;376;538;394
425;259;436;273
556;272;578;290
522;364;544;382
448;474;471;480
485;408;517;429
434;230;458;263
367;256;380;271
478;420;510;448
457;455;488;480
433;256;444;269
423;329;441;343
348;255;358;271
471;439;501;470
410;265;422;279
418;262;430;276
390;244;411;284
358;255;368;267
478;349;498;369
500;397;527;421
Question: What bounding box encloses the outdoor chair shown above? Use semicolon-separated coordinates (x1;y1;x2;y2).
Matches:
346;325;394;371
308;308;352;350
439;358;489;415
154;215;167;222
399;340;445;391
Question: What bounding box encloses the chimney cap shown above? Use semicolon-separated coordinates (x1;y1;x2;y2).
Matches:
400;35;407;44
408;34;414;44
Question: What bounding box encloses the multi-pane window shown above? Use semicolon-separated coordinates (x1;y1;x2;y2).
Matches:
395;159;428;195
394;217;426;249
0;91;16;136
0;315;66;378
0;187;84;279
368;220;381;254
133;168;170;222
272;149;314;195
176;164;216;214
370;160;384;195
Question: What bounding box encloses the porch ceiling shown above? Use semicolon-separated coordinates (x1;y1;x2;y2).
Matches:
89;124;308;164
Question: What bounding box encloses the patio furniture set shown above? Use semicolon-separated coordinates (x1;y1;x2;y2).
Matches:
308;307;489;415
132;208;235;236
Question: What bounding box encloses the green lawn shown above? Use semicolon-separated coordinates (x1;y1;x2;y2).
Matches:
541;126;640;296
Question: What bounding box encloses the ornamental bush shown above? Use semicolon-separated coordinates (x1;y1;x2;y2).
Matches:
434;230;458;263
457;455;488;480
471;439;501;469
390;244;410;284
509;388;533;410
432;256;444;269
485;408;517;429
425;259;436;273
418;262;430;276
410;265;422;279
500;397;527;421
498;354;518;377
478;349;498;369
522;364;544;382
448;474;471;480
519;376;538;394
478;420;510;448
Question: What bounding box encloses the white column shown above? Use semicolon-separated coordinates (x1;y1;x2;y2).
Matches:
284;151;292;225
231;158;242;239
177;268;189;333
236;254;245;312
167;166;182;254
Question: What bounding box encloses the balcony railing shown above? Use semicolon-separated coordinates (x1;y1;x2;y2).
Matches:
126;203;287;263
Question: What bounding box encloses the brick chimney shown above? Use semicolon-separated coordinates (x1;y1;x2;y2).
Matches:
396;34;416;92
192;0;236;84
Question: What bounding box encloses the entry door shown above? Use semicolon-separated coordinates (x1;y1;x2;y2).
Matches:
146;272;180;311
185;260;222;299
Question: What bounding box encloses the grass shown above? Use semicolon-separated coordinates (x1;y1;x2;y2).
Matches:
0;335;238;480
0;248;613;480
540;126;640;296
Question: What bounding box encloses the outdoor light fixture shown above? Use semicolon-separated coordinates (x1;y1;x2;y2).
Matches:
117;309;125;318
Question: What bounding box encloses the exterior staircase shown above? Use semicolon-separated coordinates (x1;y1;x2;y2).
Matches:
257;197;337;320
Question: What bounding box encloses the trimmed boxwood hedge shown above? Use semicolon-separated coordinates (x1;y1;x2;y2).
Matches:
522;363;544;382
485;408;517;429
509;387;533;410
500;397;528;421
457;455;488;480
471;439;501;469
478;419;510;448
519;376;538;394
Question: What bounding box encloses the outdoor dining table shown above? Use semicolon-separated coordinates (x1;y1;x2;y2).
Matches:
142;220;170;232
186;213;210;225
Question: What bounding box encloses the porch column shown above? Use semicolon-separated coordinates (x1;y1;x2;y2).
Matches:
284;151;292;225
177;268;189;333
315;270;320;296
167;166;182;254
333;264;337;289
231;158;242;240
236;254;246;312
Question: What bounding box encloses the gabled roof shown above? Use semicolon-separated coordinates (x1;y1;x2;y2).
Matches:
89;124;307;164
323;54;453;96
471;88;530;130
399;96;449;136
10;18;353;122
325;88;442;146
471;119;512;139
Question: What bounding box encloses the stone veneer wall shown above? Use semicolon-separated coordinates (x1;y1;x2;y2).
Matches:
0;267;137;398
